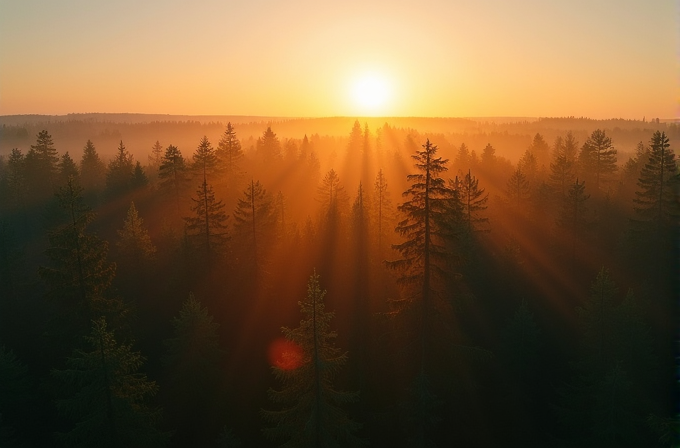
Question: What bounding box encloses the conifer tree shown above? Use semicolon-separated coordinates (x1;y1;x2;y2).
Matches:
233;179;275;270
262;272;361;447
58;152;79;186
0;346;30;446
80;140;106;192
317;169;348;229
106;140;135;198
481;143;497;167
550;137;576;197
192;136;218;182
256;126;281;163
529;133;550;172
52;317;169;448
347;120;363;155
117;201;156;268
633;131;677;230
131;161;148;191
454;143;470;170
454;169;489;232
373;168;392;259
39;177;122;338
578;129;617;194
5;148;25;213
216;122;243;191
147;141;164;173
158;145;189;213
164;294;223;447
387;139;452;368
506;166;531;208
558;178;590;234
184;179;229;260
25;130;59;201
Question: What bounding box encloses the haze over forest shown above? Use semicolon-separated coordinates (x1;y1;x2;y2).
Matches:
1;0;678;447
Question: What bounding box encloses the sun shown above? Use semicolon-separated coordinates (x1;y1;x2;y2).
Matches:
351;73;392;114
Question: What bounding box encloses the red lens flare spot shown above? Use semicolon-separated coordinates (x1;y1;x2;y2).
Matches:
268;338;304;370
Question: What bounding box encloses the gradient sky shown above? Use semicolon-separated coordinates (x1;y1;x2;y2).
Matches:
0;0;676;118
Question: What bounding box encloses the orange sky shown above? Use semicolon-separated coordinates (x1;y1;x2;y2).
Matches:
0;0;676;119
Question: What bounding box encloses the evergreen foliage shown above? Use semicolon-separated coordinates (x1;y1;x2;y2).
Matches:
453;169;488;232
59;152;80;186
578;129;617;194
506;166;530;208
192;136;218;181
158;145;189;212
80;140;106;192
257;127;282;163
233;179;275;269
117;202;155;267
52;317;169;448
262;272;362;447
184;179;229;259
106;141;135;198
25;130;59;200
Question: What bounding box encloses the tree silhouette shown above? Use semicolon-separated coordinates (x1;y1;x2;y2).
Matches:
233;179;275;271
58;152;79;186
550;138;576;198
25;130;59;201
184;179;229;261
216;122;243;194
52;317;169;448
579;129;617;194
453;169;488;232
387;139;452;372
192;136;218;182
158;145;189;214
80;140;106;193
164;294;224;447
39;177;123;339
373;168;392;259
506;166;530;208
106;141;135;199
257;126;281;164
117;201;155;270
633;131;677;230
262;272;362;447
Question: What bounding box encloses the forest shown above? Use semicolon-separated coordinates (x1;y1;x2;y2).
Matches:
0;115;677;447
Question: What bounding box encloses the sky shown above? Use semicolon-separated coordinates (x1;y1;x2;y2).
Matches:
0;0;676;118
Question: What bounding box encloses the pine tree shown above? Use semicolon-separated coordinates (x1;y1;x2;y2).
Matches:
550;137;576;197
158;145;189;213
506;166;531;208
633;131;677;230
39;177;122;338
192;136;218;182
131;162;148;191
579;129;617;194
216;122;243;191
147;141;164;173
117;202;155;268
5;148;25;213
373;168;392;259
58;152;79;186
164;294;223;447
262;272;362;447
184;179;229;260
387;139;452;368
529;133;550;173
347;120;363;155
106;140;135;198
257;126;282;163
25;130;59;201
80;140;106;192
317;169;348;229
52;317;169;448
481;143;497;167
455;169;489;232
233;179;275;270
454;143;470;170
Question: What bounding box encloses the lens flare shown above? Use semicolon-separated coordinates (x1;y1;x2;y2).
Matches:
267;338;304;370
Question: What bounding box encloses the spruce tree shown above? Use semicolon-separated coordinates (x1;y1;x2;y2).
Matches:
386;139;452;368
25;130;59;201
578;129;617;194
506;166;530;208
39;177;122;339
80;140;106;192
184;179;229;260
257;126;282;163
117;201;156;269
317;169;348;230
158;145;189;214
262;272;362;447
59;152;79;186
633;131;677;230
5;148;25;213
52;317;169;448
373;168;392;259
192;136;218;182
550;137;576;198
216;122;243;192
106;140;135;199
233;179;275;270
164;294;224;447
455;169;489;232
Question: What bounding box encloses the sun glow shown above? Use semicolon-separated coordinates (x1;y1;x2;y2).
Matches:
351;72;392;114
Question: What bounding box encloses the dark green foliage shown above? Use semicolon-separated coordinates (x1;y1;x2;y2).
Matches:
5;148;25;212
131;162;148;190
164;294;223;446
558;178;590;233
80;140;106;192
633;131;677;229
39;177;122;337
578;129;617;194
158;145;189;212
262;272;362;447
233;179;275;269
506;166;530;208
500;299;541;378
117;202;155;268
25;130;59;201
52;317;169;448
106;141;135;198
59;152;79;186
184;179;229;259
0;346;31;443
